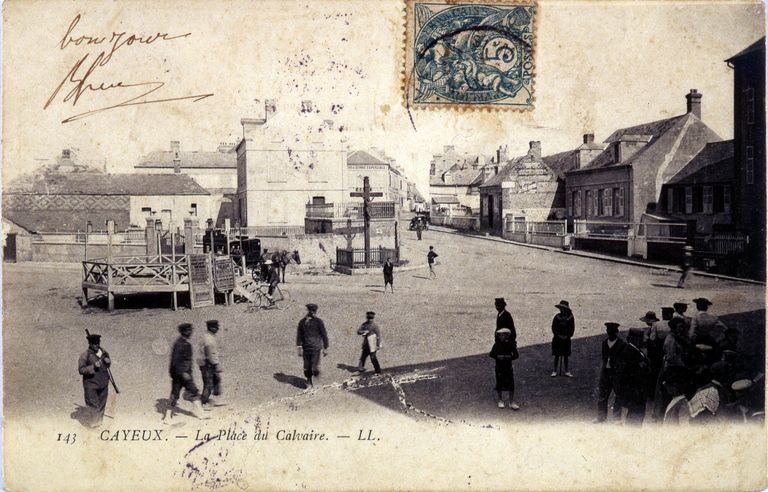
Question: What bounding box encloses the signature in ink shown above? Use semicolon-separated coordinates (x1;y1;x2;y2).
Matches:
44;14;213;124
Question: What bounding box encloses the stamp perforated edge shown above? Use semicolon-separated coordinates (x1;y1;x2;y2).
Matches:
401;0;538;112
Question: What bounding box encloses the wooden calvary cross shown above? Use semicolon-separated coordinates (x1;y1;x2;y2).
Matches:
338;218;364;250
350;176;383;267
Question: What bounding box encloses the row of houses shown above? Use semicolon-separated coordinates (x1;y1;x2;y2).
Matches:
427;38;765;277
3;101;422;237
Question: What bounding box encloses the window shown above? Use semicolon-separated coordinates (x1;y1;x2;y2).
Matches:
618;187;625;217
585;190;593;218
141;207;152;217
666;188;674;213
597;189;604;216
713;185;724;213
746;87;755;125
685;187;693;214
746;146;755;185
612;142;620;163
692;187;703;213
190;203;197;216
574;191;582;217
723;185;731;213
312;196;326;205
604;189;613;217
703;186;713;214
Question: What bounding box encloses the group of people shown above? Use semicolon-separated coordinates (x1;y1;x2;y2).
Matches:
593;297;761;424
77;288;760;427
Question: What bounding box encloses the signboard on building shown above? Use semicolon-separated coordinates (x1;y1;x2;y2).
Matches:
187;254;214;308
213;255;235;292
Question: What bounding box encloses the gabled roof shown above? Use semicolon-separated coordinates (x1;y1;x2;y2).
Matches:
136;150;236;169
430;165;484;187
479;155;528;188
666;140;734;185
431;195;461;204
541;149;579;179
726;37;766;63
348;150;389;166
574;113;721;174
6;173;210;196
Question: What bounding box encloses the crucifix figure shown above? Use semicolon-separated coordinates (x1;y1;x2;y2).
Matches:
350;176;383;267
342;217;358;250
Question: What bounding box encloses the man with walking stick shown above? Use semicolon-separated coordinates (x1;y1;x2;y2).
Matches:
78;333;114;428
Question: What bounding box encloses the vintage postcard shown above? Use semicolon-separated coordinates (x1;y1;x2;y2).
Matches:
2;0;767;490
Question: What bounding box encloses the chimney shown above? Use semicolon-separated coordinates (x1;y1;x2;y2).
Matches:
171;141;181;173
301;100;314;113
61;149;71;160
583;134;595;144
686;89;702;118
265;99;277;117
577;133;602;169
528;141;541;160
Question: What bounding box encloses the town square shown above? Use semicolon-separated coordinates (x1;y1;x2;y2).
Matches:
2;0;766;490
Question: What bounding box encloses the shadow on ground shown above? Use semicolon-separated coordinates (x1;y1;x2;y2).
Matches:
273;372;307;389
349;310;765;423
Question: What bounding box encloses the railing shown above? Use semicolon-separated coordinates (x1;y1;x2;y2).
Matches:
573;220;632;238
305;202;396;219
82;255;190;287
636;223;687;242
431;214;480;231
229;225;306;237
504;218;566;235
336;246;400;267
695;234;749;255
34;230;147;245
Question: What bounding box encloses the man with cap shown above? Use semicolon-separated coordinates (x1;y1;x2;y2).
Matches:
689;297;728;348
78;333;112;428
296;303;329;388
165;323;205;421
595;322;625;423
356;311;382;374
495;298;516;342
198;320;223;409
647;308;673;399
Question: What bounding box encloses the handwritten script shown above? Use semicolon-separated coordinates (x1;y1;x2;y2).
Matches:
44;14;213;123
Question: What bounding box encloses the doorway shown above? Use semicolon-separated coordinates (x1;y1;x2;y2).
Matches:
4;233;17;262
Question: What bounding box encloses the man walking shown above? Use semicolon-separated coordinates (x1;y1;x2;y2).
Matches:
296;304;329;388
78;333;112;428
165;323;205;421
382;257;394;293
677;245;694;288
356;311;383;374
595;322;626;423
427;246;438;279
198;320;223;409
416;221;423;241
493;298;519;409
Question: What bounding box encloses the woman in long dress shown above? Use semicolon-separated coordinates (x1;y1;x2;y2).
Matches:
551;300;575;377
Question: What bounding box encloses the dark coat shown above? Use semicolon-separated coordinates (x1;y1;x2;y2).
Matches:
78;348;111;388
296;316;329;351
489;340;516;391
495;310;516;341
551;313;575;356
169;336;194;376
383;262;394;277
601;337;626;370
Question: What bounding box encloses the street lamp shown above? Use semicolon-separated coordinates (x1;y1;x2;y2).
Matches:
206;218;214;255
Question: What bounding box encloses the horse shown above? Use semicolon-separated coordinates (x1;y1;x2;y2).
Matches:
274;250;301;283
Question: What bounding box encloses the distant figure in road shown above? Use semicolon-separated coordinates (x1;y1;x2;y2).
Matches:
416;221;423;241
495;297;516;342
165;323;205;421
677;245;694;288
383;257;394;293
78;333;112;428
198;320;223;409
296;303;329;388
427;246;438;279
356;311;382;374
489;327;519;410
595;322;625;423
551;300;575;377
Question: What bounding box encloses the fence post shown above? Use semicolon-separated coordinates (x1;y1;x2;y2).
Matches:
146;217;157;257
171;230;178;310
184;218;196;255
224;218;231;255
106;219;115;311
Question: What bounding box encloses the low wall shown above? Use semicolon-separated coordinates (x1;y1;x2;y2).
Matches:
573;237;628;256
33;242;148;263
432;215;480;231
529;234;565;249
503;231;527;242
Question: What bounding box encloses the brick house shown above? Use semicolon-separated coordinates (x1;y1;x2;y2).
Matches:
565;90;723;227
479;141;584;235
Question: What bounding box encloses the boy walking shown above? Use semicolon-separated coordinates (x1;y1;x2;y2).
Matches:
427;246;438;279
198;320;223;409
356;311;383;374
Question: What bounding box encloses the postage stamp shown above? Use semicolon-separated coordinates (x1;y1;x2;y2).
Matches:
405;0;537;110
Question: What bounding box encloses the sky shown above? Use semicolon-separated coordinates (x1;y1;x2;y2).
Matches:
2;0;765;196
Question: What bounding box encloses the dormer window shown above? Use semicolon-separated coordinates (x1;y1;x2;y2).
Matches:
612;142;620;163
